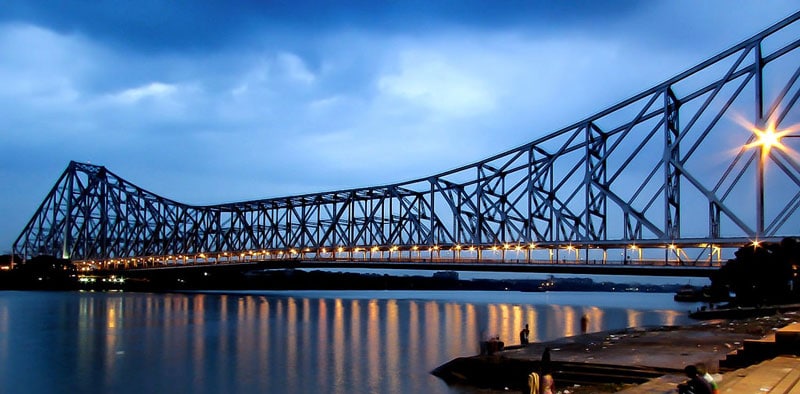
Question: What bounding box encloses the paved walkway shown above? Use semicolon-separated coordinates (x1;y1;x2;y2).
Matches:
617;356;800;394
502;325;757;371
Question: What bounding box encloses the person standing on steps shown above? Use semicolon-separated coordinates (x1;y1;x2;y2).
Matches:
540;346;552;375
519;323;530;345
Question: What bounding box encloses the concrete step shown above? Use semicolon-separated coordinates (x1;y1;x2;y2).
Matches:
614;374;684;394
721;331;780;369
770;365;800;394
608;357;800;394
720;357;800;394
778;322;800;355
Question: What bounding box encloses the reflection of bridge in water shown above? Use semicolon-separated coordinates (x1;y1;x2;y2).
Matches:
55;292;685;393
12;12;800;273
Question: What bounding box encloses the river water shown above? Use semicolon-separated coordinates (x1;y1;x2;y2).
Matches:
0;290;702;393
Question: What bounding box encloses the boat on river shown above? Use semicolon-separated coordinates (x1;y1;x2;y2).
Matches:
673;285;707;302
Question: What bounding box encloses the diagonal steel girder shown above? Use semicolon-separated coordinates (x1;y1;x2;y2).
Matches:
12;11;800;264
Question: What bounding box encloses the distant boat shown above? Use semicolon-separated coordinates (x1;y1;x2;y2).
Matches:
674;285;705;302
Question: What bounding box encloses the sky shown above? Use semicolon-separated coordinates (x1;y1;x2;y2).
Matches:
0;1;798;253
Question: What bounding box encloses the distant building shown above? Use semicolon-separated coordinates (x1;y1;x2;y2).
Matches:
0;254;17;270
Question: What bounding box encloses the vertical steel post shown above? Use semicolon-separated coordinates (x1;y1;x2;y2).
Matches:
664;88;681;241
61;167;74;259
755;43;765;237
100;170;107;261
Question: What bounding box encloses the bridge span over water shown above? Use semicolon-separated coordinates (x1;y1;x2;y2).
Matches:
123;259;716;278
12;12;800;273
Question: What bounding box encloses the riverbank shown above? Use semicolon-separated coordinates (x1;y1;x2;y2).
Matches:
432;312;800;393
1;264;695;293
689;302;800;319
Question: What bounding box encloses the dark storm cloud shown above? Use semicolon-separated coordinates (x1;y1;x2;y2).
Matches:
1;1;643;52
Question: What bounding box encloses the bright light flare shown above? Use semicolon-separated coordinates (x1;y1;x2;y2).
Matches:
745;122;788;152
739;116;798;159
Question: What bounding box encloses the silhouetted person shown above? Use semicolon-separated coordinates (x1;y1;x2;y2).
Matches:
678;364;712;394
580;314;589;334
540;346;551;375
519;323;530;345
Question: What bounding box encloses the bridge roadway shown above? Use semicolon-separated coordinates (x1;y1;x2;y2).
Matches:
116;259;717;278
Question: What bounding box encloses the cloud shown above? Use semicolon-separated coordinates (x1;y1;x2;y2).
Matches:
0;24;88;107
278;52;316;85
0;0;646;53
112;82;178;103
378;49;496;116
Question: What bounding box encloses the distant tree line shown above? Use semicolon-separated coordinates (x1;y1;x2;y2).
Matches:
0;255;77;289
710;238;800;305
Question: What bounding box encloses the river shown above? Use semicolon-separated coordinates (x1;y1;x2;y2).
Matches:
0;290;703;393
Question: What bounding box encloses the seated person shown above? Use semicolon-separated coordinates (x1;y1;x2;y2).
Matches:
678;364;713;394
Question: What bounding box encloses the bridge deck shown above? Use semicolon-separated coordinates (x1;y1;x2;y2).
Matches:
115;259;717;277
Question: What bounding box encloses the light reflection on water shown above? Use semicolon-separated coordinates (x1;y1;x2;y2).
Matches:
0;291;700;394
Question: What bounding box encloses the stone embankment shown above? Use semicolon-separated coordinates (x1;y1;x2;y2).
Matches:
432;313;800;393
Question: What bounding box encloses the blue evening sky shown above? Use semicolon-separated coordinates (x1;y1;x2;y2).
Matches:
0;1;797;252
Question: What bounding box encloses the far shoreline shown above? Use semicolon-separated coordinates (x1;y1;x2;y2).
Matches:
0;265;706;294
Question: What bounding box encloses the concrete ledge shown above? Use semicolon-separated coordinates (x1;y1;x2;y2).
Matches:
778;322;800;355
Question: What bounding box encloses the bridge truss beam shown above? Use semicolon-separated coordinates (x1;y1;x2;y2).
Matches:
13;11;800;269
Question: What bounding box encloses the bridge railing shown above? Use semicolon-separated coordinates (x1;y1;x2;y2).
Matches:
73;245;723;271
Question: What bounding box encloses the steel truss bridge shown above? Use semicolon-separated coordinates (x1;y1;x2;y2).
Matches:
12;12;800;271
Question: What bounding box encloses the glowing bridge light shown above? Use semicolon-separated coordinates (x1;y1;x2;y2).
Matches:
745;120;789;155
740;115;800;159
